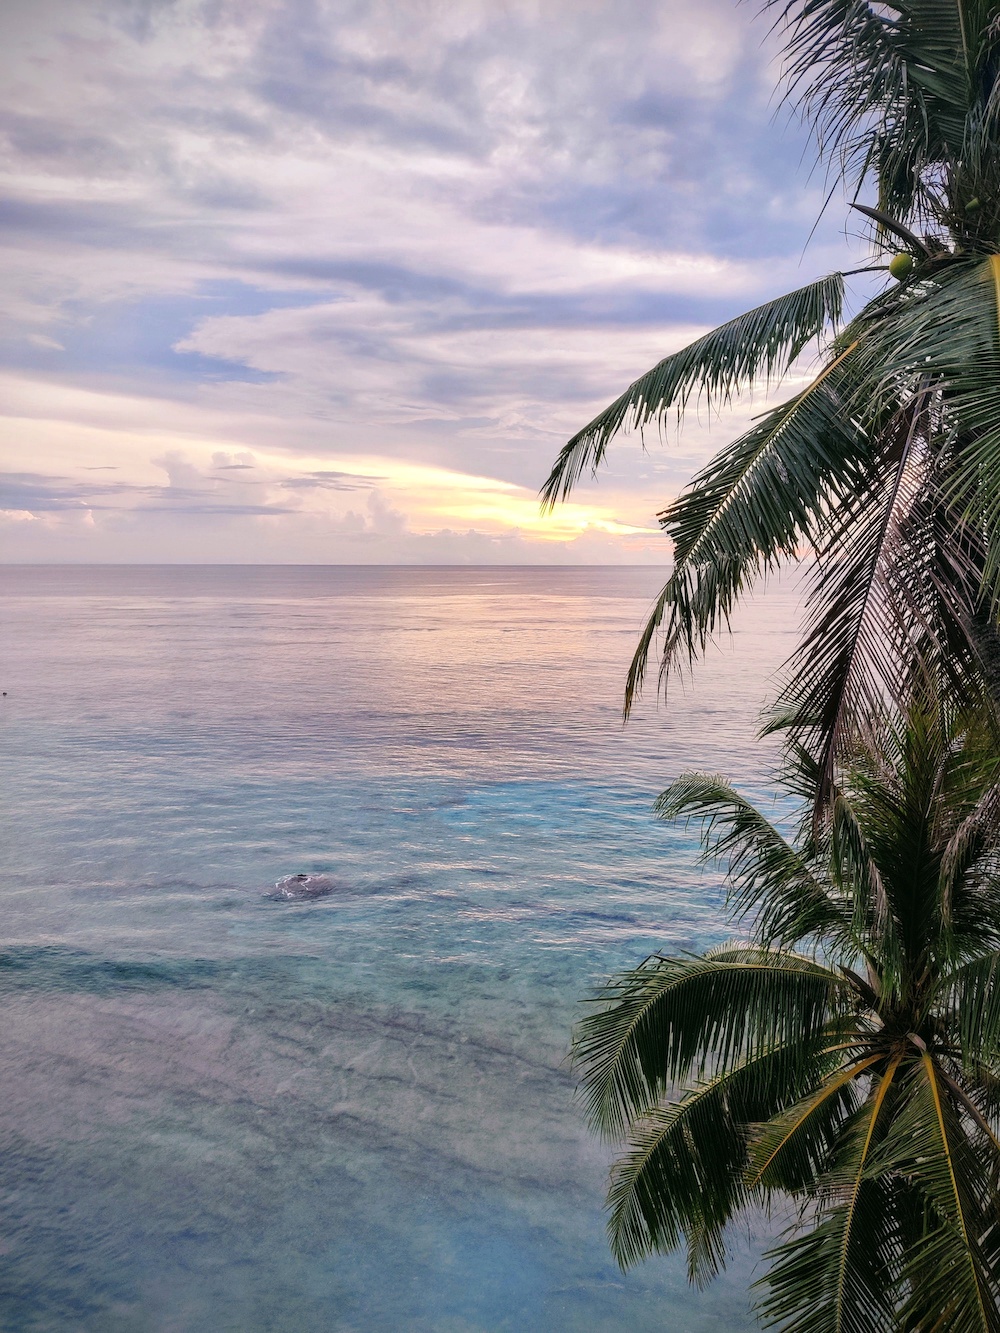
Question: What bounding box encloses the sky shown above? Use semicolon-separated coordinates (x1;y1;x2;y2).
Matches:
0;0;870;564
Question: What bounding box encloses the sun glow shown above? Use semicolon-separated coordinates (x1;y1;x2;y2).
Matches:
0;375;655;559
269;451;649;539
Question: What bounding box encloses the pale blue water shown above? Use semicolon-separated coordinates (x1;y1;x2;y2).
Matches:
0;566;797;1332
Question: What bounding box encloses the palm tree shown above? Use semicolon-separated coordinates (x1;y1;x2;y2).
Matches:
575;695;1000;1330
543;0;1000;800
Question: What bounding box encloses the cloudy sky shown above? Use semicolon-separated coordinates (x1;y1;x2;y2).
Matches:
0;0;869;563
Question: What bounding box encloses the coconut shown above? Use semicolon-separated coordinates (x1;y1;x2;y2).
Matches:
889;253;913;280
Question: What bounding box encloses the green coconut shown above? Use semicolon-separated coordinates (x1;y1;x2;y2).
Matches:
889;252;914;280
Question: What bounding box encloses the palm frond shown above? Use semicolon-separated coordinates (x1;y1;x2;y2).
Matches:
606;1041;844;1276
947;953;1000;1068
885;1054;1000;1332
826;783;897;966
572;947;845;1140
758;1189;899;1333
558;5;1000;1320
860;257;1000;584
755;1055;903;1333
622;345;862;712
767;0;999;227
938;778;1000;936
603;1076;739;1276
745;1053;880;1193
654;773;848;947
765;391;936;804
539;274;844;508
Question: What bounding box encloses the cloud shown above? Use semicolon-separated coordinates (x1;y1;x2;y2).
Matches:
211;449;256;469
0;0;867;562
0;465;294;517
279;469;387;491
25;332;65;351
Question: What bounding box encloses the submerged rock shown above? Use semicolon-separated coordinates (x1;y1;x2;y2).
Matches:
266;873;339;901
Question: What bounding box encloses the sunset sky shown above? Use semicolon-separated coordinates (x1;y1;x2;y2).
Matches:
1;0;869;563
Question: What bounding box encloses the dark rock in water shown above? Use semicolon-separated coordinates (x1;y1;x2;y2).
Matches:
267;873;339;901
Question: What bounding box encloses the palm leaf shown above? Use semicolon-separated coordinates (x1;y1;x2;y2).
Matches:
573;948;845;1139
606;1041;845;1276
745;1054;881;1194
622;344;863;712
861;257;1000;580
539;274;844;507
755;1055;903;1333
654;773;849;947
937;769;1000;936
765;391;937;804
947;953;1000;1068
757;1190;899;1333
887;1054;1000;1332
767;0;997;224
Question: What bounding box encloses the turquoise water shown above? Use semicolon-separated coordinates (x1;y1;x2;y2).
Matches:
0;566;797;1331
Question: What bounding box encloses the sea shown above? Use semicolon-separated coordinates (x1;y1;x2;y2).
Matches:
0;565;800;1332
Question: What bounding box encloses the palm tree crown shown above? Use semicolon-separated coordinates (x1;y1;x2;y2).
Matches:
575;697;1000;1330
543;0;1000;799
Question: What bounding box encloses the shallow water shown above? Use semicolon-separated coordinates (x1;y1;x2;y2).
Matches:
0;565;799;1331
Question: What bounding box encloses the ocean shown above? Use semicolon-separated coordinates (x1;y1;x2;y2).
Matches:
0;565;799;1332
